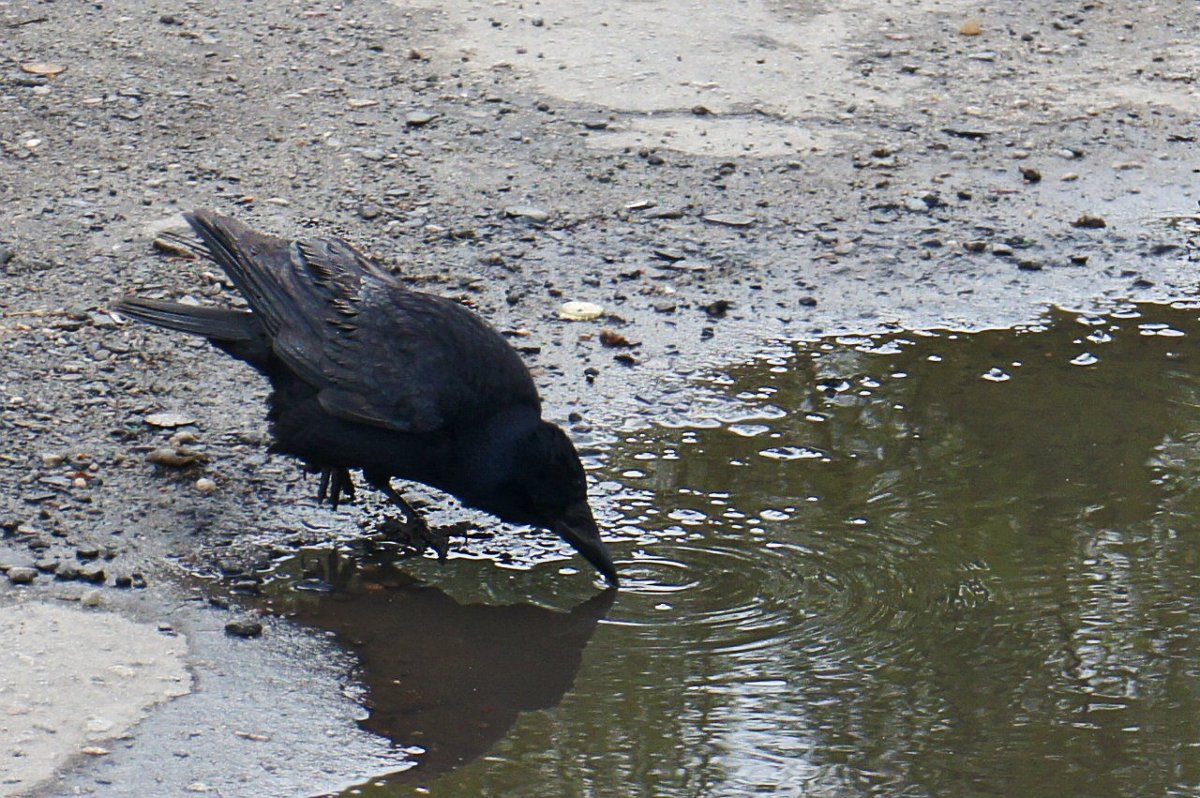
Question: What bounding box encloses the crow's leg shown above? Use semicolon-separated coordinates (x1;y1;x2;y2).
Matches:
316;467;356;509
367;474;450;559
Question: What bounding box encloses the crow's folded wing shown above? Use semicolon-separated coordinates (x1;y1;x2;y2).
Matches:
187;210;540;435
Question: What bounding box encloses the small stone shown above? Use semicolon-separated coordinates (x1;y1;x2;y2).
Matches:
20;62;67;78
1069;254;1090;265
558;301;604;321
598;329;636;348
582;118;609;130
405;110;436;127
195;477;217;494
530;15;544;26
0;244;12;266
359;148;386;162
1072;214;1107;229
625;199;656;211
144;411;196;429
357;203;382;220
1021;167;1042;183
702;213;754;227
146;448;200;468
963;241;988;253
225;619;264;638
7;567;37;585
81;746;110;756
653;247;686;262
81;589;104;607
55;563;81;581
79;564;106;584
347;98;379;109
959;18;983;36
504;205;550;223
1017;258;1043;271
40;453;65;468
991;243;1014;256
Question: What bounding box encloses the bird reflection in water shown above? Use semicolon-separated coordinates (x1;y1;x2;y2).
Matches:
266;549;616;786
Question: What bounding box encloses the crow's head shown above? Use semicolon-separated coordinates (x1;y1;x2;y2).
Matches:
481;419;618;586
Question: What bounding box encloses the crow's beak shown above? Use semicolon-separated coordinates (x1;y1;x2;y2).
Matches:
553;500;619;587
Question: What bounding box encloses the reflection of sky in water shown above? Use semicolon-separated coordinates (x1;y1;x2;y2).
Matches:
344;301;1200;798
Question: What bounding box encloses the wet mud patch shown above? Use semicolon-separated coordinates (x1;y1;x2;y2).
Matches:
218;551;615;793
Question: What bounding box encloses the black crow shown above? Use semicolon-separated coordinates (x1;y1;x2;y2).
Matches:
117;210;618;585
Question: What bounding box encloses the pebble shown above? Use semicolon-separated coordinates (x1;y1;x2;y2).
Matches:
81;589;104;607
703;213;754;227
1072;213;1107;229
405;110;436;127
653;247;686;262
7;566;37;585
0;244;13;266
558;301;604;321
991;243;1014;256
504;205;550;223
195;477;217;493
144;411;197;429
225;619;264;638
147;447;201;468
1021;167;1042;183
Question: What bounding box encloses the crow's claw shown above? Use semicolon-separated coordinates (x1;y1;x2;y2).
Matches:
316;467;356;509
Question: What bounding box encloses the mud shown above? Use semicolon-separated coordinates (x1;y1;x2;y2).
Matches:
0;0;1196;794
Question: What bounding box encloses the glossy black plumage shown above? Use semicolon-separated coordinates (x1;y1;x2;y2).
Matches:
118;210;617;585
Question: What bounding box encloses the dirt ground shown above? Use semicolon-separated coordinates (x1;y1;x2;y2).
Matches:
1;0;1197;794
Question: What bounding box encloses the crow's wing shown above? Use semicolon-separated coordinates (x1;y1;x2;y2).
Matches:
186;210;540;434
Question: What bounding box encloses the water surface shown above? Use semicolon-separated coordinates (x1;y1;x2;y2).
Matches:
305;302;1200;797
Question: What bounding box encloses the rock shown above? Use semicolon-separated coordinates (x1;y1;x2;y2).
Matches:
347;98;379;109
991;243;1014;256
704;299;733;318
225;619;263;638
195;477;217;493
147;448;201;468
20;62;66;77
0;244;13;266
504;205;550;223
702;213;754;227
963;241;988;253
598;329;636;348
55;562;81;581
357;203;382;220
1017;258;1043;271
405;110;436;127
7;567;37;585
960;18;983;36
144;411;197;429
558;301;604;321
1072;213;1107;229
653;247;686;262
1021;167;1042;183
81;589;104;607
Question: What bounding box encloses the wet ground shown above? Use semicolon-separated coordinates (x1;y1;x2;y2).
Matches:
1;0;1198;795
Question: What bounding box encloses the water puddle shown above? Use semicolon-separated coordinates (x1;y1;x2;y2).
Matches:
264;301;1200;796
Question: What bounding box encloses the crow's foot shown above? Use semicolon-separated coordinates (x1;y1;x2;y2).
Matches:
316;467;356;509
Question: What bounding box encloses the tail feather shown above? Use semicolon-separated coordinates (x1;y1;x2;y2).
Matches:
116;296;272;370
115;297;258;341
